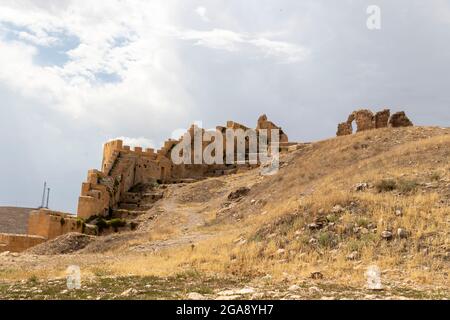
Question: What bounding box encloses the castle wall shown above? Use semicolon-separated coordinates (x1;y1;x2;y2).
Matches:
0;233;46;253
28;209;83;240
77;115;294;219
77;170;111;219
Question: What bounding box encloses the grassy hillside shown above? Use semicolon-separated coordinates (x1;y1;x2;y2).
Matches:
0;126;448;299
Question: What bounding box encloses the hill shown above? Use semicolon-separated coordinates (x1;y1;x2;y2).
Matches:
0;126;449;299
0;207;36;234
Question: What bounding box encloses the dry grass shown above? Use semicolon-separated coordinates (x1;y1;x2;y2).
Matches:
1;127;449;295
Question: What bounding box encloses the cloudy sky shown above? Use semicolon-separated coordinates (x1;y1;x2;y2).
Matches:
0;0;449;213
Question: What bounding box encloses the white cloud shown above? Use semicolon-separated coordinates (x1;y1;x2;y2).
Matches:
181;28;244;51
248;38;310;63
179;28;309;62
195;6;210;22
0;0;307;130
0;0;192;128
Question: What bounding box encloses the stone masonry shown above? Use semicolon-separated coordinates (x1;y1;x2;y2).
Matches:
337;109;413;136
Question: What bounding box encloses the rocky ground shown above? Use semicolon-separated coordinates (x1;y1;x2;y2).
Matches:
0;272;447;300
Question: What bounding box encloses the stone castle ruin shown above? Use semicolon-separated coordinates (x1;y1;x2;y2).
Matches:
337;109;413;136
0;110;414;252
1;115;298;252
78;115;292;219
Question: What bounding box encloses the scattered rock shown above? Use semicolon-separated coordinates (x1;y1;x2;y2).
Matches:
354;183;369;192
308;286;322;295
120;288;138;297
395;209;403;217
288;285;300;292
381;231;393;240
331;205;344;214
187;292;206;300
26;233;95;255
347;251;360;260
236;287;255;295
311;271;324;280
397;228;409;239
261;274;272;281
228;187;251;201
307;223;321;230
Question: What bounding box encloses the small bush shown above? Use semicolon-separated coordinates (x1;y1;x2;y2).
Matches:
397;179;418;193
27;275;38;284
108;218;127;232
318;232;337;248
430;172;441;181
96;218;109;232
356;218;370;228
375;179;397;192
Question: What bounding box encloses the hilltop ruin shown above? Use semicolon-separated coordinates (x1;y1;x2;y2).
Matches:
337;109;413;136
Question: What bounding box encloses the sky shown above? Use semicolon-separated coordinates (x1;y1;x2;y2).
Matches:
0;0;449;213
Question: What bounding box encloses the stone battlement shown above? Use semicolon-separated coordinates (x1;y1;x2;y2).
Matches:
77;114;293;219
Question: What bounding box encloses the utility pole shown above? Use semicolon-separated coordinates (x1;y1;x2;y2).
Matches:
40;182;47;208
46;188;50;209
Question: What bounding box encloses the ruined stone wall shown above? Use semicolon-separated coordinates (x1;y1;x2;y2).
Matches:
28;209;82;240
389;111;414;127
77;115;294;219
77;170;111;219
78;136;178;218
337;109;413;136
0;233;46;253
257;114;289;143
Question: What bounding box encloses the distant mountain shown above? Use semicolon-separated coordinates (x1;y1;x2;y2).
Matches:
0;207;36;234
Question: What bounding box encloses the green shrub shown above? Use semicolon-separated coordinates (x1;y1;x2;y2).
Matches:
318;232;337;248
108;218;127;232
96;218;109;232
356;218;370;228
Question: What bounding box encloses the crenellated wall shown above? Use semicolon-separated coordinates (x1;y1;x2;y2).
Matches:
77;115;294;219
